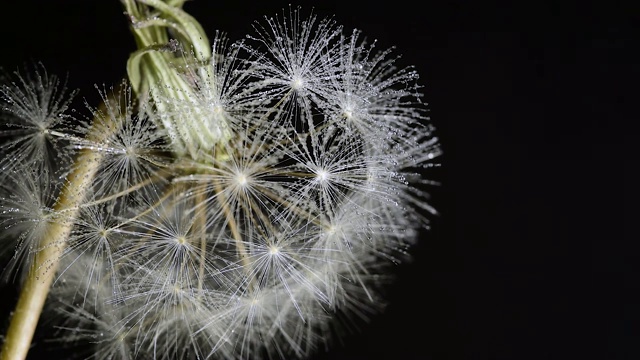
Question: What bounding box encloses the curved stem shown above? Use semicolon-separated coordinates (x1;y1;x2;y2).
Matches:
0;93;121;360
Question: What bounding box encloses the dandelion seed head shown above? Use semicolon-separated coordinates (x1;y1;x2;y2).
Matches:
212;104;224;114
316;169;330;182
343;107;354;120
326;225;339;236
176;235;188;245
0;63;77;178
235;172;248;186
290;75;305;91
1;5;441;360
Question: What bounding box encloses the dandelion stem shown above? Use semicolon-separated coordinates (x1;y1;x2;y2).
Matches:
195;190;207;293
212;179;255;291
0;93;121;360
56;175;159;214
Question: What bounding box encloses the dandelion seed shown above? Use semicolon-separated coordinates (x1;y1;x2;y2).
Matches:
243;6;344;125
0;63;77;178
0;167;59;283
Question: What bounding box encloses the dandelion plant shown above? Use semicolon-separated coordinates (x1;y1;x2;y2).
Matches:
0;1;441;359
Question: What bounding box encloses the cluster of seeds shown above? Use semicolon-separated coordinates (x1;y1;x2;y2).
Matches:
0;8;439;360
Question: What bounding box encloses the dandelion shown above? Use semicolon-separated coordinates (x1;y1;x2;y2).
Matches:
0;168;58;283
75;85;171;203
243;9;344;114
0;2;440;360
0;63;77;179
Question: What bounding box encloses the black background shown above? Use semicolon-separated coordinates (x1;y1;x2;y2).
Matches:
0;1;632;359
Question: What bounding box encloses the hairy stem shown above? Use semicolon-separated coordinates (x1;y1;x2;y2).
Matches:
0;94;121;360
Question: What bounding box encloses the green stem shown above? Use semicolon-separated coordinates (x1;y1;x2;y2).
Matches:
124;0;218;157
